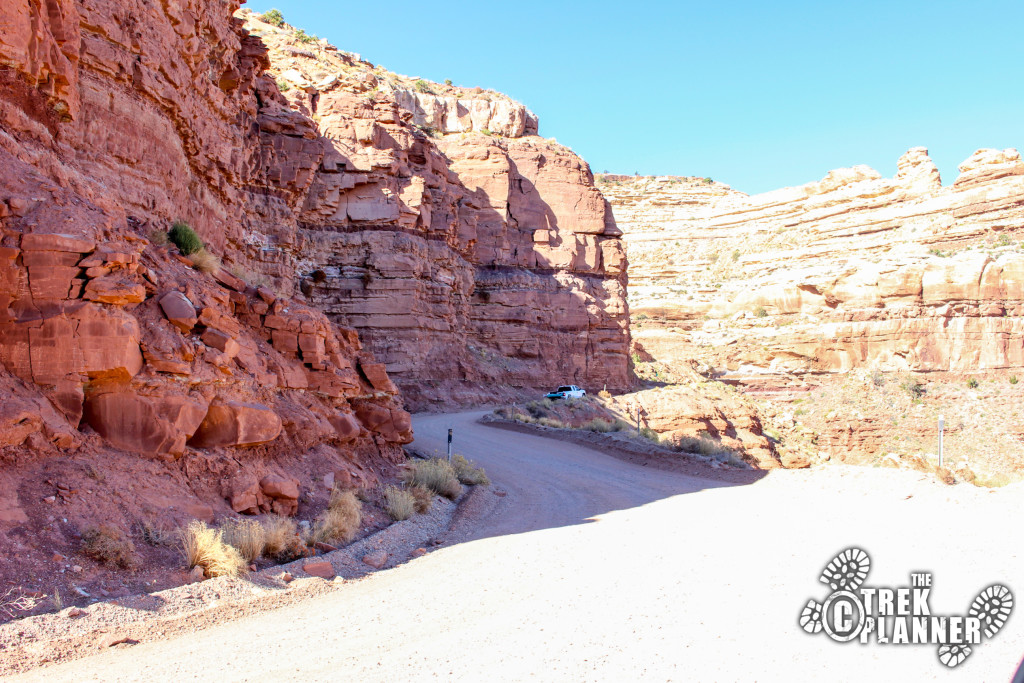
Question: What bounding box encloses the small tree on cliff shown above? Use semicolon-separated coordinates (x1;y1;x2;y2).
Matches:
261;9;285;27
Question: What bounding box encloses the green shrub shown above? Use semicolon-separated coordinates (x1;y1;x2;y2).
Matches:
294;29;317;44
414;79;432;94
444;79;453;86
261;8;285;26
967;377;979;389
1010;375;1019;385
754;306;768;318
731;249;740;262
383;486;415;521
168;220;204;255
402;458;461;499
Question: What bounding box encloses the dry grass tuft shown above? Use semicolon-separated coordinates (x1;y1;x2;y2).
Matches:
139;519;175;547
598;389;613;399
260;514;306;562
81;525;137;568
583;417;613;433
409;485;434;513
383;485;415;521
180;520;246;578
220;518;266;564
310;489;362;546
537;417;564;429
402;458;462;499
451;454;490;486
190;248;221;274
147;228;170;247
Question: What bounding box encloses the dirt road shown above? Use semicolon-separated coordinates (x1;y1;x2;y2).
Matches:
10;410;1023;681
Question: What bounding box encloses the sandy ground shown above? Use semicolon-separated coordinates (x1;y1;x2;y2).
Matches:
7;409;1023;682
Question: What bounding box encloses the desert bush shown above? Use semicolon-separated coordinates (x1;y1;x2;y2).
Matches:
966;377;979;389
383;486;415;521
1011;375;1020;385
639;426;660;443
732;249;741;261
294;28;317;44
260;515;305;562
261;8;285;26
537;417;564;429
148;228;170;247
512;412;536;424
81;525;137;568
611;418;631;432
179;521;245;578
168;220;204;255
451;454;490;486
754;306;768;318
220;518;266;564
0;588;41;619
900;376;924;398
402;458;462;499
409;485;434;513
310;489;362;546
598;389;612;399
525;400;552;419
676;434;734;458
139;520;174;547
870;369;885;388
190;248;220;274
583;418;613;433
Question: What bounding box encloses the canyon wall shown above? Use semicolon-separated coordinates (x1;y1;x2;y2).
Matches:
0;0;628;562
245;13;629;407
600;149;1024;475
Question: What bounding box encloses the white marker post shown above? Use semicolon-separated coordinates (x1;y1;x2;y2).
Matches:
447;428;453;463
938;415;944;468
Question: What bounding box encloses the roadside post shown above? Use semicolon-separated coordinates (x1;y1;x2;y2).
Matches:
938;415;944;468
447;428;453;463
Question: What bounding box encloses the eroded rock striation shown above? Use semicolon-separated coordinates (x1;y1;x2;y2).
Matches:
600;148;1024;473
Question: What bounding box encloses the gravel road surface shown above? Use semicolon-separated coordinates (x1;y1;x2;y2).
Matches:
11;410;1023;682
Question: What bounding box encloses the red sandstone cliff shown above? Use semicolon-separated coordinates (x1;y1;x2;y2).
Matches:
0;0;628;598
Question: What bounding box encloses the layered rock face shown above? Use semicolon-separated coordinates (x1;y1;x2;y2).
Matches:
245;14;630;407
0;0;629;465
600;148;1024;474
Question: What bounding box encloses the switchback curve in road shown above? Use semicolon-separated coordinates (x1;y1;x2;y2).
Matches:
11;410;1024;682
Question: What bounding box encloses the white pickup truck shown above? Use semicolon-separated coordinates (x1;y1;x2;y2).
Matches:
545;385;586;400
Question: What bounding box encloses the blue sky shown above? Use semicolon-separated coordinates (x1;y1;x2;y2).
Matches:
246;1;1023;195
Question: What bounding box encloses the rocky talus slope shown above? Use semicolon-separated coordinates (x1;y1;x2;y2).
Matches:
0;0;626;605
600;148;1024;479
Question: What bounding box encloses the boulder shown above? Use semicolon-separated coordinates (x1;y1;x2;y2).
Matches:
189;401;283;448
83;392;208;457
328;412;361;442
260;473;300;515
361;551;387;569
83;276;146;305
354;403;413;444
159;291;197;333
302;561;335;579
227;475;264;514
